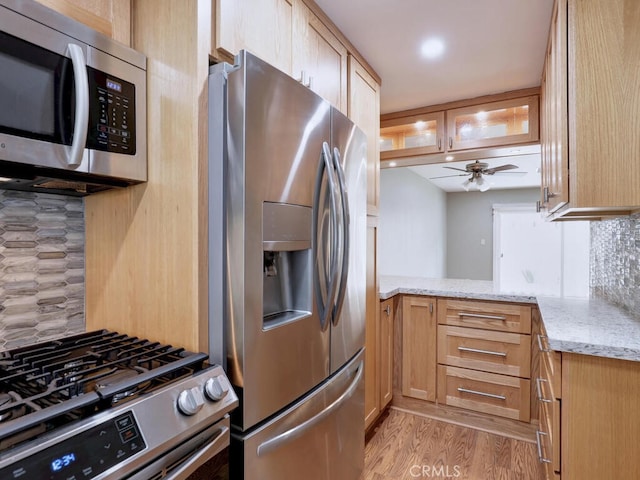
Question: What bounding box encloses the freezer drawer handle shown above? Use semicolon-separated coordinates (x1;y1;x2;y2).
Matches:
457;387;506;401
256;361;363;457
457;346;507;357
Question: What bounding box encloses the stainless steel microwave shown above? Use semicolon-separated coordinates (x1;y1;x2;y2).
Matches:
0;0;146;195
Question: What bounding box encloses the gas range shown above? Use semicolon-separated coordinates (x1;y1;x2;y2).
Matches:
0;330;237;479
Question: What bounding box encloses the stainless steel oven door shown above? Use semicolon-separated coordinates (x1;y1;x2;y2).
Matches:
125;416;230;480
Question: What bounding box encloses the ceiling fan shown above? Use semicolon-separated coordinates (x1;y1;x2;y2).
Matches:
429;160;527;191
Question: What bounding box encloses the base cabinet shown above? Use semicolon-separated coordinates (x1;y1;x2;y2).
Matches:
401;296;437;401
379;298;394;410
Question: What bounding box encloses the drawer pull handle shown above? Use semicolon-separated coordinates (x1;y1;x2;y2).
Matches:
535;430;552;464
536;378;552;403
457;387;506;401
458;312;507;321
537;334;551;353
457;346;507;357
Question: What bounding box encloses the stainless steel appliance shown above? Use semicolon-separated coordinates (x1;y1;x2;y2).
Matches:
0;330;238;479
208;51;366;480
0;0;146;195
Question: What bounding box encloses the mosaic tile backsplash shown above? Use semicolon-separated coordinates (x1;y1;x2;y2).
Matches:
590;213;640;317
0;190;85;351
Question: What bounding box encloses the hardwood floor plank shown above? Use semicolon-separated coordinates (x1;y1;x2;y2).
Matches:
363;409;544;480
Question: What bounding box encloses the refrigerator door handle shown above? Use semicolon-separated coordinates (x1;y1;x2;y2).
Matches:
256;360;363;457
330;147;350;325
312;141;339;331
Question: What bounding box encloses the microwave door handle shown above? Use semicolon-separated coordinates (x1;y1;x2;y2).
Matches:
331;147;350;326
66;44;89;168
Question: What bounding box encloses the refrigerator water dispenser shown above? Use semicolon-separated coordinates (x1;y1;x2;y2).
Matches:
262;202;312;329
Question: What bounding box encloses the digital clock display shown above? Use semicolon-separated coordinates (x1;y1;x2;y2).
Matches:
106;78;122;92
50;453;76;472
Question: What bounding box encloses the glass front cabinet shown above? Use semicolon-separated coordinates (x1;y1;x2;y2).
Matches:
446;96;539;151
380;111;445;160
380;94;539;161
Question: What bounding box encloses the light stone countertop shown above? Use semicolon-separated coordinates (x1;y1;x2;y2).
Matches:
380;275;640;362
379;275;537;304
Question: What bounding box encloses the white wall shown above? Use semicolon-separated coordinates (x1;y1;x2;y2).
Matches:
379;168;447;278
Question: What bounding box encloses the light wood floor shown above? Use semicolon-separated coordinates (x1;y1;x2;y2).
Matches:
362;408;544;480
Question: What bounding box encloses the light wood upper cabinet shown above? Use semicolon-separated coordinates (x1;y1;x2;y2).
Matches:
379;90;540;165
293;0;347;112
348;56;380;215
35;0;131;45
380;111;445;159
540;0;568;214
214;0;293;74
446;96;539;152
541;0;640;220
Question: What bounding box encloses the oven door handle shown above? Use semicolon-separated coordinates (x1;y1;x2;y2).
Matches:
164;424;229;480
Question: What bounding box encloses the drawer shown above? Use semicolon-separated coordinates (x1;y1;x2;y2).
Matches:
438;325;531;377
538;333;561;398
538;398;561;477
437;298;531;334
437;365;531;422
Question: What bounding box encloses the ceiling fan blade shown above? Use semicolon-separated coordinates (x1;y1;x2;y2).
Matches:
484;164;518;174
493;171;528;176
443;166;469;172
429;173;470;179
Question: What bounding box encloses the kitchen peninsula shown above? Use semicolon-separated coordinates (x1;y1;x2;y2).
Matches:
381;275;640;480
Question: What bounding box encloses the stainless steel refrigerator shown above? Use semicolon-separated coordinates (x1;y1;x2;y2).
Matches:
208;51;366;479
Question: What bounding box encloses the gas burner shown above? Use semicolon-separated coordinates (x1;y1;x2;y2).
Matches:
0;392;25;423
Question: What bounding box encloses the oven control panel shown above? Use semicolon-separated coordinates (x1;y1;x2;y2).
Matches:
0;412;146;480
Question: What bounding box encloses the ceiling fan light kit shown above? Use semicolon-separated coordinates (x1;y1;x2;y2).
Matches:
429;160;526;192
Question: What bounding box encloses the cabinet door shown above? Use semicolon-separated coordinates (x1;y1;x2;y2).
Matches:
379;298;394;409
293;0;347;112
364;217;379;429
540;0;568;213
446;96;539;151
348;56;380;215
401;296;437;401
380;111;445;159
214;0;293;75
35;0;131;45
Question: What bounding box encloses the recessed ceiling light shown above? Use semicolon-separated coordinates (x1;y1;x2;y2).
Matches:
420;38;445;60
389;161;397;167
0;177;11;182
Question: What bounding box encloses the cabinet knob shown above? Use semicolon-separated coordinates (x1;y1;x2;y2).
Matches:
384;305;391;316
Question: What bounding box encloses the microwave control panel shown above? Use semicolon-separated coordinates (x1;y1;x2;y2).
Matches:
87;67;137;155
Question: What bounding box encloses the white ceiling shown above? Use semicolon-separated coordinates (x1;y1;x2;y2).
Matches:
315;0;554;114
315;0;553;192
408;154;541;193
